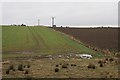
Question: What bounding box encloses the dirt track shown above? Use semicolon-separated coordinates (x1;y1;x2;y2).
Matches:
53;27;119;51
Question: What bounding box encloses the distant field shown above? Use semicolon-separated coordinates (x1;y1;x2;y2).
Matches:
2;26;101;58
53;27;118;51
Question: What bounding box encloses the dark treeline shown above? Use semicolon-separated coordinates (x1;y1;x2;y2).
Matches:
11;24;26;26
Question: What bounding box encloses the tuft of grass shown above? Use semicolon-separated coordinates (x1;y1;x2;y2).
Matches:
24;70;29;74
62;64;68;68
109;58;114;62
66;63;69;66
56;65;59;67
12;69;15;71
105;58;109;61
98;60;102;64
9;65;14;70
18;64;24;71
71;64;76;67
100;63;104;67
6;69;9;74
59;63;62;65
27;65;30;68
87;63;96;69
73;64;76;66
55;68;59;72
71;64;74;66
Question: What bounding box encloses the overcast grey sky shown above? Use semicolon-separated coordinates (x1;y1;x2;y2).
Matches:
2;2;118;27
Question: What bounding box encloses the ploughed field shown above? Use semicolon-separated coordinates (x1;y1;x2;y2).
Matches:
53;27;119;51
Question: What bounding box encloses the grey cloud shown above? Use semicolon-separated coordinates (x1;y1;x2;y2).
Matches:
2;2;118;27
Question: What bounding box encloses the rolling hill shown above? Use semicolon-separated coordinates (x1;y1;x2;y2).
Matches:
2;26;101;58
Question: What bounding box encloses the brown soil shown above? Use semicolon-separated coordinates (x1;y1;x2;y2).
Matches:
53;27;119;52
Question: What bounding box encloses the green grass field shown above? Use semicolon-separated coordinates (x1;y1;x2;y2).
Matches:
2;26;118;78
2;26;102;58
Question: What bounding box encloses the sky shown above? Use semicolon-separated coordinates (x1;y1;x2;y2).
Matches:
2;2;118;27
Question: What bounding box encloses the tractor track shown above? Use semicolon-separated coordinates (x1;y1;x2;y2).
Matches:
31;27;47;48
27;27;46;49
27;27;40;48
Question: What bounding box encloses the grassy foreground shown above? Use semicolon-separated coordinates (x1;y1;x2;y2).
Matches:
2;26;102;58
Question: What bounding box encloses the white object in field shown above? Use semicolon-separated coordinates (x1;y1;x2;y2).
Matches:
79;54;92;59
58;55;62;58
66;56;70;59
49;58;53;60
